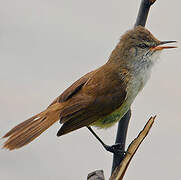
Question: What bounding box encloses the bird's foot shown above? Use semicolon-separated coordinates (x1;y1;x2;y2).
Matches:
103;143;126;156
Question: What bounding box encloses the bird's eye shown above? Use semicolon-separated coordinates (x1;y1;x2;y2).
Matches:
137;44;149;49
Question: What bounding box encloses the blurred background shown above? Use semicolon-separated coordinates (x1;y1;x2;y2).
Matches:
0;0;180;179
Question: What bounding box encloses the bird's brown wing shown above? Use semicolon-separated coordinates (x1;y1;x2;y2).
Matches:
57;64;129;136
48;70;96;107
59;71;96;102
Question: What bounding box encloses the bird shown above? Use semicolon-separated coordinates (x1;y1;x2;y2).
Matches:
2;25;177;151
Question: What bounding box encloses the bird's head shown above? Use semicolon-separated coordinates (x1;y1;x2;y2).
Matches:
110;26;177;70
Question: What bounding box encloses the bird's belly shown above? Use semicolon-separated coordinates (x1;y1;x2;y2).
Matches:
92;100;130;128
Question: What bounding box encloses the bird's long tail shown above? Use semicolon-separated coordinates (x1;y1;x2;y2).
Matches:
2;103;63;150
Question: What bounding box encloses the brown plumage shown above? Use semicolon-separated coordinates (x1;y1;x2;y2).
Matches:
3;103;63;150
3;26;176;150
3;62;128;150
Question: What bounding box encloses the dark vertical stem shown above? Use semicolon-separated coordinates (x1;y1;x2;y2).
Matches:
135;0;156;27
111;0;157;174
111;110;131;173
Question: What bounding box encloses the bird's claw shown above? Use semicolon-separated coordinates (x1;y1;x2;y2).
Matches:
104;143;126;156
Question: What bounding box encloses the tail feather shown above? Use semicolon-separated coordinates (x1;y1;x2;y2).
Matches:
3;115;38;138
2;103;62;150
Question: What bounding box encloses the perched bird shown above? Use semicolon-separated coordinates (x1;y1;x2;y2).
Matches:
2;25;176;151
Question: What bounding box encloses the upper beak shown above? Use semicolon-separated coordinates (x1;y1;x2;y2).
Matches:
150;41;177;51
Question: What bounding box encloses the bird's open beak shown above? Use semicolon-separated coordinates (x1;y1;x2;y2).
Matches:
150;41;177;51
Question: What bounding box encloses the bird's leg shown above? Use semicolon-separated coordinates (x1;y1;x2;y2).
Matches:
87;126;126;155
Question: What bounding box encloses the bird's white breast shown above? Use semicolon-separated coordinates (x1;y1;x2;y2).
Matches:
126;50;161;104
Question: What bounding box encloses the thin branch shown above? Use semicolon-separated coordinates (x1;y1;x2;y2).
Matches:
135;0;157;27
111;110;131;173
110;116;156;180
111;0;157;174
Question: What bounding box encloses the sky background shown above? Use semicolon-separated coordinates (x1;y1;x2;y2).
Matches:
0;0;181;179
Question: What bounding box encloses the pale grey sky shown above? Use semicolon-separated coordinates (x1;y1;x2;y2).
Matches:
0;0;181;179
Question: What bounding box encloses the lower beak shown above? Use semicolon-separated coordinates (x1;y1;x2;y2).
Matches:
150;40;177;51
